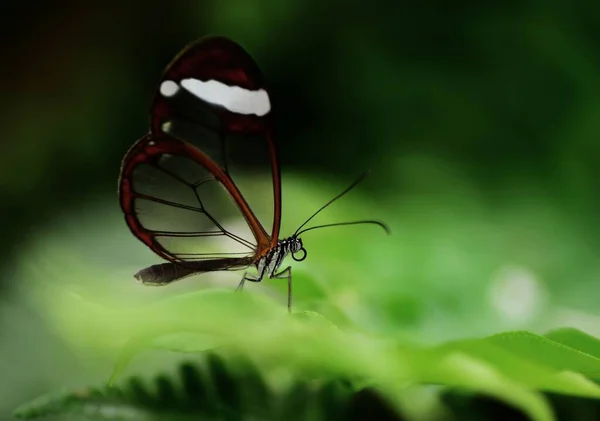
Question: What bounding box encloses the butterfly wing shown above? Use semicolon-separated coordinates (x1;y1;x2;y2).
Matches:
118;37;282;283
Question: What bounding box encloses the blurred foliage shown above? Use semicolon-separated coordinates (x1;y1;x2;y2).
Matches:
11;290;600;421
15;355;399;421
2;0;600;420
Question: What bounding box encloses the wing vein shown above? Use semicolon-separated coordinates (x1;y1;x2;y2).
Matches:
134;193;204;213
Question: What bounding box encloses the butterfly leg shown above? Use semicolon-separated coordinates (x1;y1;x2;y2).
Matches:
236;272;259;292
274;266;292;313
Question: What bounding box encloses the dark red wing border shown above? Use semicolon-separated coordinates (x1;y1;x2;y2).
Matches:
118;132;271;262
152;36;269;135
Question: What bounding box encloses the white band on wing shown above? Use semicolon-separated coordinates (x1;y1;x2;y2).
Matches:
159;80;180;97
160;78;271;117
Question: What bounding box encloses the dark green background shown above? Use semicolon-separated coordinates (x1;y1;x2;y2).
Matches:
1;1;599;418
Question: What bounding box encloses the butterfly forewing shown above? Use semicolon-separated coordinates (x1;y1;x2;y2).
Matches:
119;37;281;274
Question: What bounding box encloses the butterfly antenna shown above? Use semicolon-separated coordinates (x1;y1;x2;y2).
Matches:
296;219;390;236
294;171;370;236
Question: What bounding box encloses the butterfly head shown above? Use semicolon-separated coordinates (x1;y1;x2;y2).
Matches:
283;235;306;262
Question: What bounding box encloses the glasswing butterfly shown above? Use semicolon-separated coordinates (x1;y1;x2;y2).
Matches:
118;36;389;311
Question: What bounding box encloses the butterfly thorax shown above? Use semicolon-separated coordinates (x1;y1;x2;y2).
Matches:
255;236;304;280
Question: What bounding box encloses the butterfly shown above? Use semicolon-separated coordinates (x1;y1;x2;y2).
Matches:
118;36;389;311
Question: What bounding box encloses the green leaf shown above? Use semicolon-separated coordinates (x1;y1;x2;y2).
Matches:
437;335;600;397
488;331;600;380
546;328;600;361
14;387;152;421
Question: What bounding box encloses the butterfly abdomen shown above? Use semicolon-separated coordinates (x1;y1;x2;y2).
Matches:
134;262;198;285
